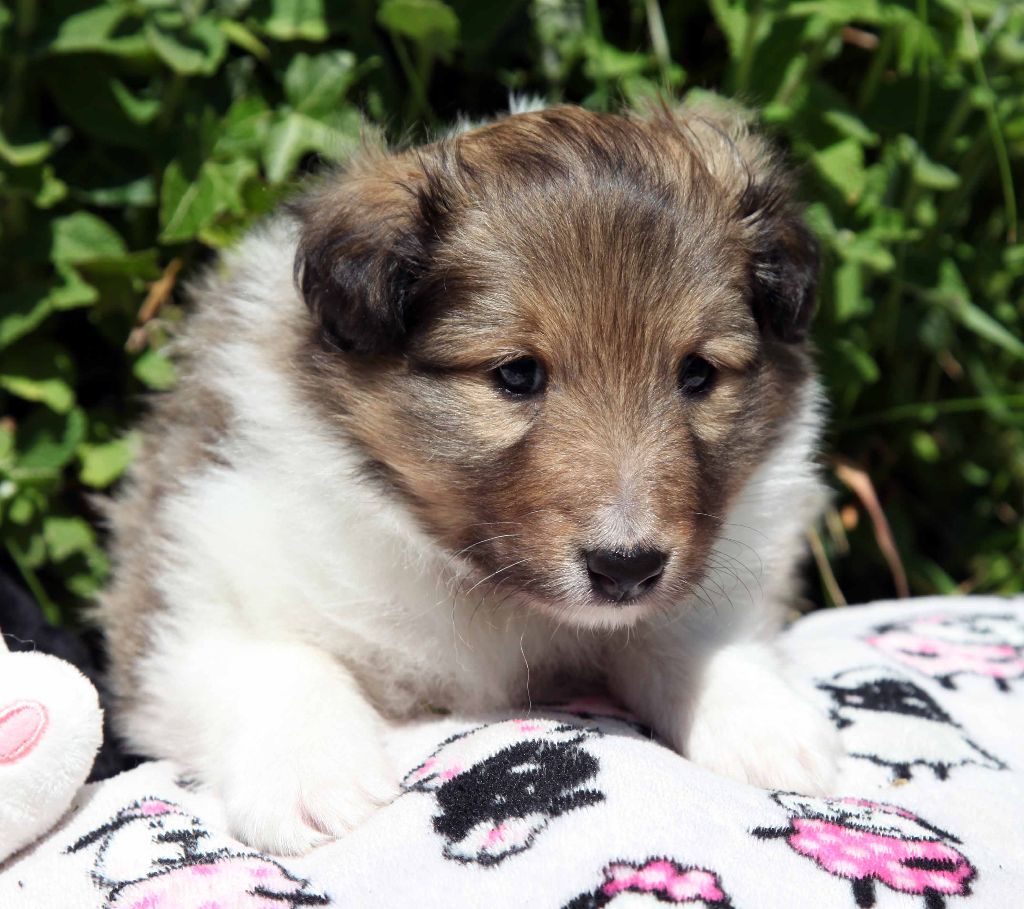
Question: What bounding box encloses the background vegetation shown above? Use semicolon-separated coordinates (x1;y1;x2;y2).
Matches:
1;0;1022;625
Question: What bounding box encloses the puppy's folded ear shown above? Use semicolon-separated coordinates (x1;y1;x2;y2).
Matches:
291;151;455;355
742;181;819;344
659;104;820;344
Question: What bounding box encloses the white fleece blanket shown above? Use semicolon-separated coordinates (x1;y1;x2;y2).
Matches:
3;596;1023;909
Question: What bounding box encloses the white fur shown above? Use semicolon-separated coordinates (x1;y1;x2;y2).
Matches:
119;218;839;853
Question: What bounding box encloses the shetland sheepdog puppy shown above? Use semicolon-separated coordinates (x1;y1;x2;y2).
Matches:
98;102;839;853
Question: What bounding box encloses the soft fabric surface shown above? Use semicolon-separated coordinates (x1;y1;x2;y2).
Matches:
2;596;1022;908
0;643;103;862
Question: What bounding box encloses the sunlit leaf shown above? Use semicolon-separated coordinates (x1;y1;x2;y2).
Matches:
262;109;361;183
811;138;866;205
145;17;227;76
0;342;76;413
133;348;177;390
377;0;460;57
284;52;361;117
43;515;96;562
259;0;329;42
51;212;127;264
79;435;137;488
15;408;88;474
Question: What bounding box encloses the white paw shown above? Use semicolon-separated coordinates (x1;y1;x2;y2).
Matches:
218;721;398;855
683;673;841;796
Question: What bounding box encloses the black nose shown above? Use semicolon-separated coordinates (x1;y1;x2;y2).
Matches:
585;548;667;602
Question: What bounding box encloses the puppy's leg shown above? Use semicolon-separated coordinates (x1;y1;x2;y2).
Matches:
610;632;840;794
128;633;397;854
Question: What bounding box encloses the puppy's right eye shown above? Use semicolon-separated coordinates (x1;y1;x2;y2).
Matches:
494;357;546;397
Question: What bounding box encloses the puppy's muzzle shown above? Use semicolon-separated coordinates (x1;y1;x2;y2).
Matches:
585;547;667;603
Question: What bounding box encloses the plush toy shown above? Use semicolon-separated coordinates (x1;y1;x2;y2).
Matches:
0;632;103;862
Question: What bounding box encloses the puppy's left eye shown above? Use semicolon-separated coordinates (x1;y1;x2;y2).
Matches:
678;355;716;396
494;357;546;397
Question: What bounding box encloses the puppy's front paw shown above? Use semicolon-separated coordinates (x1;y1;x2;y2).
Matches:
683;675;841;796
218;721;398;855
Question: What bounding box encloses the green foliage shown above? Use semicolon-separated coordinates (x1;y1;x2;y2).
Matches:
2;0;1022;622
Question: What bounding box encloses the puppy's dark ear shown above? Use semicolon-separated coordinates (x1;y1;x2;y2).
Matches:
743;183;819;344
291;152;454;355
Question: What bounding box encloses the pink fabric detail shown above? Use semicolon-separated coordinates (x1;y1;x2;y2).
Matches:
408;757;437;782
838;797;917;820
512;720;545;733
787;818;972;895
485;824;507;847
603;860;725;903
110;857;306;909
139;800;173;816
0;700;48;764
868;631;1024;681
441;764;463;780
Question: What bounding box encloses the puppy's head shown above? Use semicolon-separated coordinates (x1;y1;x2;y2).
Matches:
292;105;818;626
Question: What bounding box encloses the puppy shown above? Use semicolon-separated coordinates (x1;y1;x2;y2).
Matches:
97;103;840;854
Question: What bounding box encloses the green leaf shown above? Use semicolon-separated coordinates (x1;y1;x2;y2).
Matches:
377;0;460;57
44;61;152;148
1;160;69;208
841;234;896;273
133;348;177;390
811;139;866;205
49;265;99;311
911;430;941;462
835;339;880;382
43;516;96;563
0;422;13;469
0;269;97;349
49;5;151;59
75;176;157;208
110;80;161;125
219;20;271;60
911;155;961;192
159;158;258;243
707;0;748;58
260;0;329;42
582;38;655;80
822;110;879;147
0;342;76;413
833;261;870;322
284;51;361;117
212;97;273;158
79;435;137;488
51;212;127;264
924;259;1024;360
15;408;87;475
897;135;961;191
145;17;228;76
784;0;885;24
0;126;54;167
262;109;361;183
